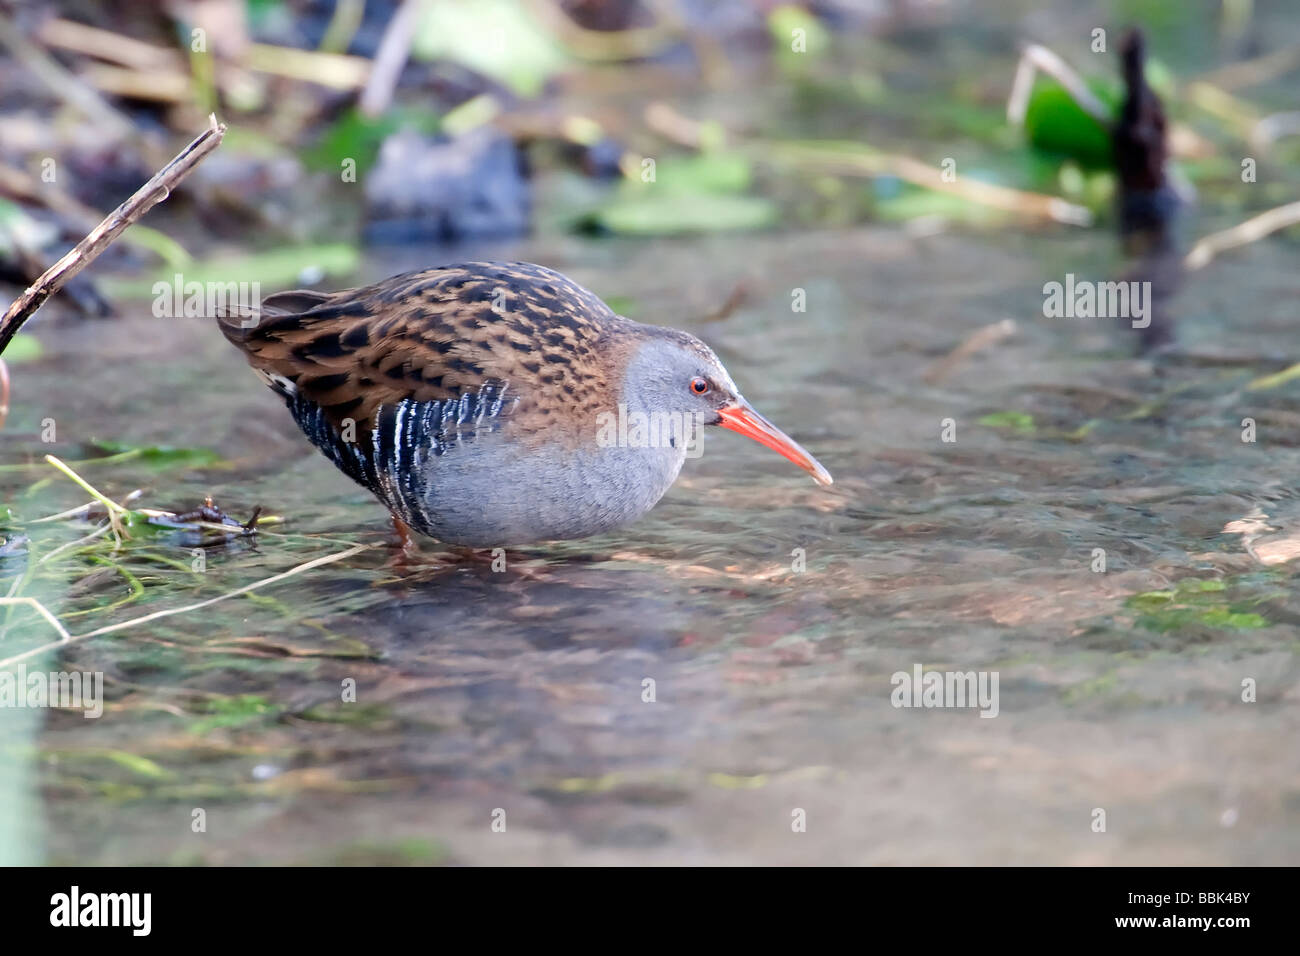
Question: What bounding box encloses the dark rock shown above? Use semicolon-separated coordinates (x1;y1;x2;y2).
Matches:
363;127;531;244
578;137;626;180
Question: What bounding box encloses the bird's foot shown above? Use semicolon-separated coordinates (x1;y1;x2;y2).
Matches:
385;515;424;568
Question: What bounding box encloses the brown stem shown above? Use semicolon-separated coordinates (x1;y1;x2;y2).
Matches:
0;116;227;357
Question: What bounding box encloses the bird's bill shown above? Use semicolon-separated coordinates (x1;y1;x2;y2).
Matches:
717;402;833;487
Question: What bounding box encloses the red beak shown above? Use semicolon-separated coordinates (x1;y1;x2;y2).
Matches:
716;401;833;487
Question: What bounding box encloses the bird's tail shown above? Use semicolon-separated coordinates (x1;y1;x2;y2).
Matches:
214;288;336;345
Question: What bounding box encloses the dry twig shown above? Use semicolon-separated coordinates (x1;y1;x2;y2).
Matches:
0;116;227;357
923;319;1018;385
1006;44;1112;127
1184;200;1300;271
0;544;369;670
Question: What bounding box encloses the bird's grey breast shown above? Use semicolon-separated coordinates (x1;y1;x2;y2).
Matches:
410;427;688;545
291;385;687;545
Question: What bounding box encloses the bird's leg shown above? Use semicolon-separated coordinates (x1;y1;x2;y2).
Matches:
388;513;420;562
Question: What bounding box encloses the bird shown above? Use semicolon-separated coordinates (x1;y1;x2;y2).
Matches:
218;260;832;547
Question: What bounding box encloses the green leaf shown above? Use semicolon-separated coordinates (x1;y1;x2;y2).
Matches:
581;153;771;235
646;154;753;195
308;106;440;174
1127;577;1270;632
3;334;44;365
50;749;174;780
977;411;1036;434
99;750;173;780
119;224;192;268
1179;578;1227;593
588;193;779;236
602;296;638;317
874;185;1005;224
87;441;225;471
189;694;276;735
1024;79;1120;170
411;0;570;98
100;244;359;299
768;5;830;61
1134;606;1268;632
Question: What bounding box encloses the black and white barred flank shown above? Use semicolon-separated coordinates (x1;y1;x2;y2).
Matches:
285;380;518;523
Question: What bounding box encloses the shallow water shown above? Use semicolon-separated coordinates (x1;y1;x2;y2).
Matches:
3;222;1298;864
4;5;1300;864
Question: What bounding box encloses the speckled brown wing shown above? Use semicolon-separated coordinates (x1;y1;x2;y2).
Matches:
219;262;634;499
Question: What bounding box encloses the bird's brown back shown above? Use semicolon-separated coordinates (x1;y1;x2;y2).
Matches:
219;261;636;449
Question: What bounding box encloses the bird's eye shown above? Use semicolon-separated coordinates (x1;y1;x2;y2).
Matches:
690;377;710;395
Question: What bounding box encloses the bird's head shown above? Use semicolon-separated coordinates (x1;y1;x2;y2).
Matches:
620;326;833;487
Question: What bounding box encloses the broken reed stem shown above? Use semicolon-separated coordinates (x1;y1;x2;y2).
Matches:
43;454;131;543
35;523;114;567
358;0;421;117
923;319;1018;385
1007;44;1113;127
43;456;130;518
0;116;227;357
0;597;73;646
755;140;1092;226
1196;40;1300;92
0;544;370;670
1184;200;1300;271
